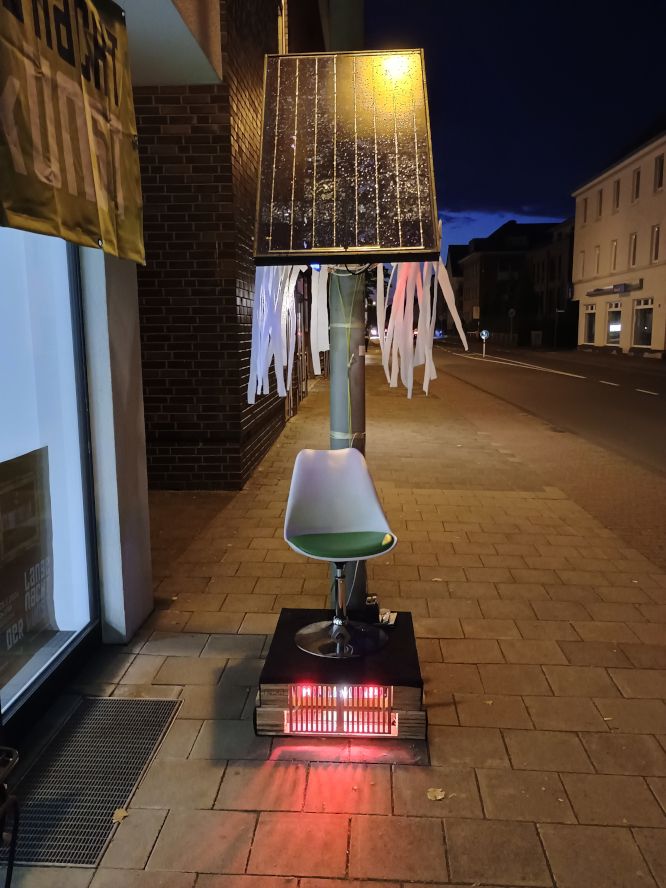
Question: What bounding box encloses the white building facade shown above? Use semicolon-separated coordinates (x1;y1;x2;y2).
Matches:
572;132;665;355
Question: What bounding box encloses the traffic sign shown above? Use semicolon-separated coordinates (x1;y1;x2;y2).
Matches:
480;329;490;341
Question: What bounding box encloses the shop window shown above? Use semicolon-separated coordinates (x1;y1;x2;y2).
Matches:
584;307;596;344
633;299;653;347
606;303;622;345
0;229;96;718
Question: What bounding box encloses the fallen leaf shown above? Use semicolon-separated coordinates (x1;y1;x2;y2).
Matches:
603;717;614;721
112;808;128;824
484;699;493;705
431;577;443;582
427;788;446;801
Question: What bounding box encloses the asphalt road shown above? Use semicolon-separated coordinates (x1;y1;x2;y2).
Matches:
435;344;666;475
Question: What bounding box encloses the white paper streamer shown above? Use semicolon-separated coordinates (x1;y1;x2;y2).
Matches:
309;265;330;376
247;263;307;404
376;246;468;398
248;242;467;404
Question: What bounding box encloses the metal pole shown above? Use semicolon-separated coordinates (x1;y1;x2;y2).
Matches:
328;267;367;609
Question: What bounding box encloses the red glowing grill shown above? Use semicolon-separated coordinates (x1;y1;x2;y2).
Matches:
287;684;395;736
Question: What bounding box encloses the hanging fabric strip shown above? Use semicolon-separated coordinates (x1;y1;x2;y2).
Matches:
247;263;308;404
309;265;330;376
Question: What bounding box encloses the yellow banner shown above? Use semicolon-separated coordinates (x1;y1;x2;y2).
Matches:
0;0;144;263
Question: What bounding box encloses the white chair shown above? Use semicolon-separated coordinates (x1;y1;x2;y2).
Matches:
284;448;397;658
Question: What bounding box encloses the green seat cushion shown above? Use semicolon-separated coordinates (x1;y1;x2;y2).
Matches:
289;530;394;559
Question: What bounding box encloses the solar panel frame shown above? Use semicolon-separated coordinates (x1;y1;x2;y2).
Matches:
254;48;440;266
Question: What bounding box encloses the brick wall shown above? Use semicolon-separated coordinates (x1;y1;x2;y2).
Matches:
134;0;283;490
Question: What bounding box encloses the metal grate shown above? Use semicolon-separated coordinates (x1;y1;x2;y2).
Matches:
286;683;396;736
1;697;178;866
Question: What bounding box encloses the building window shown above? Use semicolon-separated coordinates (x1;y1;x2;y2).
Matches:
633;298;653;347
582;197;588;224
0;229;96;716
613;179;620;210
651;225;661;263
594;245;600;274
584;305;596;344
629;232;637;267
579;250;585;279
655;154;664;191
606;302;622;345
632;168;641;202
597;188;603;218
610;239;618;271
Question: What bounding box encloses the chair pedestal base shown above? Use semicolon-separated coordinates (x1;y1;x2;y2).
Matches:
295;619;388;659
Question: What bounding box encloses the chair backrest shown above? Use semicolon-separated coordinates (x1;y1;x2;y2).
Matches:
284;448;393;539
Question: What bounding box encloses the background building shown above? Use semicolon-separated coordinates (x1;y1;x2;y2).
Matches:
572;128;666;355
529;218;576;347
459;221;556;342
445;244;469;330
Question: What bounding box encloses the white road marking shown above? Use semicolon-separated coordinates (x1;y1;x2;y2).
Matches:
636;388;659;396
445;350;586;379
599;380;619;386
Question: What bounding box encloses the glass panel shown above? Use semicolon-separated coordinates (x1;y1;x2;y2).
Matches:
584;312;596;344
0;229;94;716
606;309;621;345
633;307;653;347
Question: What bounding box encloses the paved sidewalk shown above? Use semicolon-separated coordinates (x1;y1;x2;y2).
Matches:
11;357;666;888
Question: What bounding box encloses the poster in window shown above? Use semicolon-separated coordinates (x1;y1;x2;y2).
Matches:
0;447;57;689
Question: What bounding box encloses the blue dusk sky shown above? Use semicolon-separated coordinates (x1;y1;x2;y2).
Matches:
365;0;665;252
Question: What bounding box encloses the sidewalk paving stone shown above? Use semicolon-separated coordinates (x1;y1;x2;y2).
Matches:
593;698;666;733
633;828;666;887
248;812;348;877
349;814;447;881
190;719;271;760
100;809;167;868
428;725;510;768
479;663;551;696
132;758;225;809
542;664;620;697
215;761;306;811
539;823;657;888
561;773;666;826
445;818;551;886
476;768;576;822
580;732;666;776
455;693;533;729
304;762;391;813
503;729;594;772
393;764;483;817
148;810;256;873
523;696;609;731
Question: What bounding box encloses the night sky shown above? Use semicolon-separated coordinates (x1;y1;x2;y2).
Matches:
364;0;666;251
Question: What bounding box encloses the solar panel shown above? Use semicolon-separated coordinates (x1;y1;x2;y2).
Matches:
254;50;439;265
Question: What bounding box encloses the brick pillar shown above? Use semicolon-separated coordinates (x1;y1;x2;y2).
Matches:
134;0;285;490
